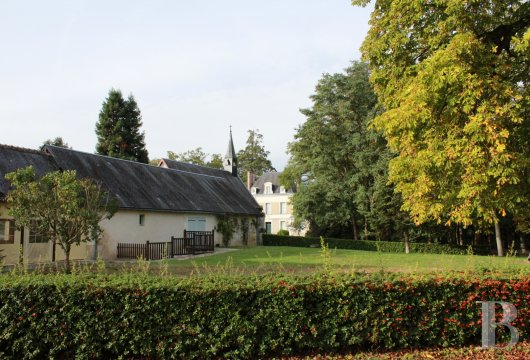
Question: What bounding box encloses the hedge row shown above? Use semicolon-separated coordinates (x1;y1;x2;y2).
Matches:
1;272;529;359
263;234;470;255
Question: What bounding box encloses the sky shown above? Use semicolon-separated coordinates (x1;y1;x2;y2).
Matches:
0;0;373;170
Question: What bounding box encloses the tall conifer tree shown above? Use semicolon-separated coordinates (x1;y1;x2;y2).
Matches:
95;89;149;163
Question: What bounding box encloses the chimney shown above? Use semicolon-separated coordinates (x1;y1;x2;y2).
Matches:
247;171;255;190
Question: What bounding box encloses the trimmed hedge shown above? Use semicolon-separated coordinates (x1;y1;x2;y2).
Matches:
0;272;529;359
263;234;469;255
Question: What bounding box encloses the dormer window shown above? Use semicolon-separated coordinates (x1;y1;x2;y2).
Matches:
264;182;272;194
280;186;286;194
251;187;257;195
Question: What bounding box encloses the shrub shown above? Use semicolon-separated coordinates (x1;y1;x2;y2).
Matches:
263;234;468;255
277;229;290;236
0;272;528;359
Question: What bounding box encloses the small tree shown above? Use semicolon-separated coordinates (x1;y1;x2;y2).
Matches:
6;166;117;273
216;214;238;247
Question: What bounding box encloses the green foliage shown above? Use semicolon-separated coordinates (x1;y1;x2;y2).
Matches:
95;88;149;163
0;272;528;358
208;153;224;170
240;217;249;246
276;229;289;236
282;62;410;241
354;1;530;245
216;214;239;247
5;166;118;273
39;137;70;151
237;129;275;182
167;147;224;169
263;234;469;255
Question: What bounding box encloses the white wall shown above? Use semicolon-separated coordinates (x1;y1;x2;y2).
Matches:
0;204;88;265
97;210;259;259
1;204;260;263
253;193;307;236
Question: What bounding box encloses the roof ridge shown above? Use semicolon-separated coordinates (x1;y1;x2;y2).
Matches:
46;146;226;180
0;144;49;156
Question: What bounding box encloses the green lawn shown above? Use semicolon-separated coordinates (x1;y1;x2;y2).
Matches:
126;246;530;276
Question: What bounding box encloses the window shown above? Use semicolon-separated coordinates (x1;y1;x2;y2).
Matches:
251;187;256;195
139;214;145;226
265;203;271;215
29;220;48;244
188;217;206;231
265;222;272;234
264;182;272;194
280;186;286;194
0;219;15;244
280;202;287;214
280;221;287;230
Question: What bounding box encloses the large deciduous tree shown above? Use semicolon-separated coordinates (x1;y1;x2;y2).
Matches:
353;0;530;255
6;167;117;273
40;137;70;151
167;147;224;169
95;89;149;163
282;62;409;242
237;129;275;182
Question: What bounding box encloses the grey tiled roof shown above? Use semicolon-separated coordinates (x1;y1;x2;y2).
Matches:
252;172;296;194
0;144;262;216
0;145;57;198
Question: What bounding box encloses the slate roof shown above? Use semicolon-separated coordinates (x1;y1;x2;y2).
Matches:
158;158;260;214
225;130;237;161
0;144;262;216
0;145;57;199
252;172;296;194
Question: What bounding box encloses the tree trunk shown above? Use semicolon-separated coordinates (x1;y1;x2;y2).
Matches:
19;227;25;265
494;220;504;257
52;239;56;262
520;234;527;255
404;231;410;254
64;245;71;273
364;217;368;240
352;214;358;241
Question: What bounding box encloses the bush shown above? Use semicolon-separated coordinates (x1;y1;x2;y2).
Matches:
263;234;468;255
0;272;528;359
277;229;290;236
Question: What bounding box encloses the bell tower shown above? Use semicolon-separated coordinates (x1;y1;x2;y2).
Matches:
224;127;238;177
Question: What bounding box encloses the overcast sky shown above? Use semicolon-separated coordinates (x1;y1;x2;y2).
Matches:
0;0;373;170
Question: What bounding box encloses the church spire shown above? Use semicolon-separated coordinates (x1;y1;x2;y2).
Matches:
224;126;238;176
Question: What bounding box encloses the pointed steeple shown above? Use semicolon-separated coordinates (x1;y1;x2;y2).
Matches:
224;126;238;176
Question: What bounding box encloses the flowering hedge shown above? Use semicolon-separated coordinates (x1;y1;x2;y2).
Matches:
0;272;528;359
263;234;470;254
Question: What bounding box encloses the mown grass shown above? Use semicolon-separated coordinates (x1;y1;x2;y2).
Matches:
130;246;530;277
13;245;529;277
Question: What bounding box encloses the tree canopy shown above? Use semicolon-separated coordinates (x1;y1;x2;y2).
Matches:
6;167;117;272
237;129;275;182
167;147;223;170
95;89;149;163
354;0;530;254
40;137;70;151
282;62;408;241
